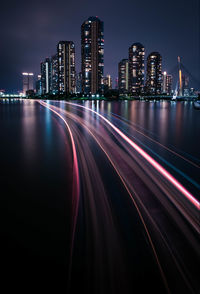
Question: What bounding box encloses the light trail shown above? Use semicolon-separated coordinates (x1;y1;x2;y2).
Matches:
66;111;170;293
39;101;199;292
59;104;199;232
38;101;80;266
109;112;200;169
107;118;200;190
66;102;200;210
39;100;80;214
47;103;195;292
45;103;170;292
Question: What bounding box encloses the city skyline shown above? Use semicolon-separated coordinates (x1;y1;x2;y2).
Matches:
0;0;199;92
34;32;194;97
1;2;200;292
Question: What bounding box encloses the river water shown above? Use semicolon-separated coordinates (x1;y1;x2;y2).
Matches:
0;99;199;293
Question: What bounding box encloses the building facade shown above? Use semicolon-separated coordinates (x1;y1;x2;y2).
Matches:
57;41;75;94
81;16;104;95
51;54;59;95
41;58;51;94
118;59;129;94
22;72;34;95
103;74;112;93
36;74;42;96
182;75;189;96
162;72;172;95
128;43;145;95
76;72;82;93
146;52;162;95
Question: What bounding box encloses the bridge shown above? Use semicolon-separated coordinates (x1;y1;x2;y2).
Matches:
168;57;200;97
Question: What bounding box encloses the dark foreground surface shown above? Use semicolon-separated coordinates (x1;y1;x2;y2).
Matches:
1;99;200;293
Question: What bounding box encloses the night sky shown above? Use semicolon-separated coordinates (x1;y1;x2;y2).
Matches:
1;0;199;92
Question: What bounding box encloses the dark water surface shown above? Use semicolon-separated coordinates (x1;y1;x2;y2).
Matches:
1;99;199;293
1;100;73;292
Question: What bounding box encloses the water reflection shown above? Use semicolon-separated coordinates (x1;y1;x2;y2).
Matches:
21;100;37;164
95;100;199;160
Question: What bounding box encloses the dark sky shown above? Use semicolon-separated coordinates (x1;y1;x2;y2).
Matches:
0;0;199;92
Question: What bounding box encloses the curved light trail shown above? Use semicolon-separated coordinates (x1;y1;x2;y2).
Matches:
3;99;199;294
102;115;200;189
65;102;200;210
111;112;200;168
38;100;80;275
109;112;200;169
36;100;199;293
66;110;171;293
39;101;170;293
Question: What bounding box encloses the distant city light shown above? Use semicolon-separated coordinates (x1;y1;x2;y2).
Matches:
22;72;34;76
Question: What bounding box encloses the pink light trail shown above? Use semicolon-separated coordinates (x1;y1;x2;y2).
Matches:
66;102;200;210
38;100;80;235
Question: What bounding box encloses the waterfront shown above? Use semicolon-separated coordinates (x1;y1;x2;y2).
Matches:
1;99;199;293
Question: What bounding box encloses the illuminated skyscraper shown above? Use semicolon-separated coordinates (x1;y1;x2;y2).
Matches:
41;58;51;94
36;75;42;96
128;43;145;95
22;72;34;95
146;52;162;95
81;16;104;94
103;74;112;93
162;71;167;94
76;72;82;93
57;41;75;94
162;72;172;95
182;75;189;96
51;54;59;95
118;59;129;93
